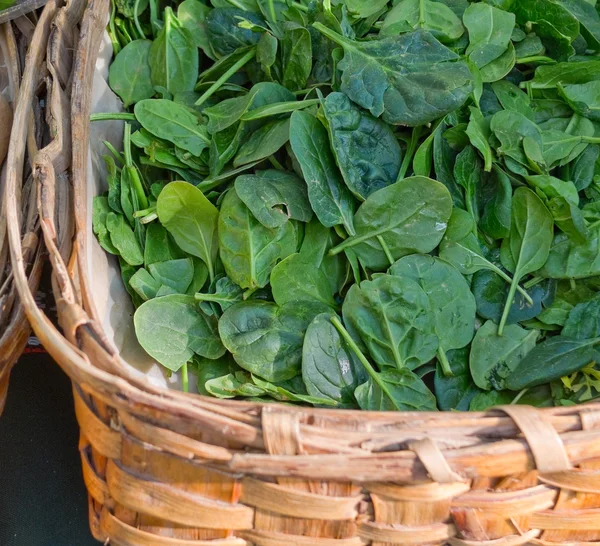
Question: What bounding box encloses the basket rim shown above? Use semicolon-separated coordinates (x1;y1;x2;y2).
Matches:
8;0;600;485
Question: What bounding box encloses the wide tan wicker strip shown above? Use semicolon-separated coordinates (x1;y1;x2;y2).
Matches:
7;0;600;544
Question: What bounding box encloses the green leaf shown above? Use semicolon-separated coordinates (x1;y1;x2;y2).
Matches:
270;253;336;308
434;348;483;411
512;0;579;61
92;197;119;255
289;110;355;233
219;300;329;382
473;270;554;325
149;8;198;94
195;275;244;312
134;294;225;371
505;336;600;390
563;294;600;340
464;3;515;69
498;188;554;334
342;275;439;371
129;268;162;301
178;0;214;58
148;258;194;294
470;320;539;390
218;188;295;290
331;176;452;271
205;7;264;56
454;145;482;222
390;255;476;359
156;182;219;280
466;107;493;172
109;40;154;107
233;118;290;167
539;228;600;279
491;80;535;120
134;99;210;156
106;212;144;266
480;167;512;240
321;91;402;200
381;0;465;44
281;22;312;90
312;25;473;126
302;313;366;406
559;81;600;122
234;170;312;228
355;368;437;411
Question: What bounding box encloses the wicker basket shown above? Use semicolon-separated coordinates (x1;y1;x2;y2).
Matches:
9;0;600;543
0;17;44;415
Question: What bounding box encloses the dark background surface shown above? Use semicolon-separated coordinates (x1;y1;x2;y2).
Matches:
0;352;97;546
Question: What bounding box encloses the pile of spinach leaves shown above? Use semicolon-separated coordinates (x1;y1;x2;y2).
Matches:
93;0;600;411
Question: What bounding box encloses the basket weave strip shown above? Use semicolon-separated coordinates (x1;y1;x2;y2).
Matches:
7;0;600;543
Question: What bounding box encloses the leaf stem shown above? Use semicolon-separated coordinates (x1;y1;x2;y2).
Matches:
331;316;401;410
489;263;534;306
377;235;395;266
397;126;423;182
517;56;556;65
437;346;453;377
498;275;520;336
268;155;284;170
524;276;543;290
511;388;528;405
133;0;145;39
195;48;256;108
90;112;137;122
182;362;189;393
290;1;309;12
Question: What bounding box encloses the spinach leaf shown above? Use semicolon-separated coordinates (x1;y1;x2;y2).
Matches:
218;188;295;290
270;253;336;308
464;2;515;69
195;275;244;312
342;275;439;371
563;294;600;340
233;118;290;167
381;0;465;44
234;170;312;228
506;336;600;390
157;182;219;281
498;188;553;334
205;7;263;56
540;228;600;279
134;294;225;371
479;166;512;240
302;313;366;406
390;255;476;375
559;82;600;122
330;176;452;271
434;347;483;411
109;40;154;107
289;110;355;233
148;258;194;294
321;91;401;200
473;269;554;325
219;300;329;382
512;0;579;61
281;22;312;90
106;212;144;266
178;0;214;58
355;368;437;411
135;99;210;156
149;8;198;94
312;25;473;126
92;197;119;255
454;145;482;222
470;320;539;390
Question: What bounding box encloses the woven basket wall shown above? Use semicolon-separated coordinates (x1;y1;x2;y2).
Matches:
0;16;44;415
8;0;600;544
